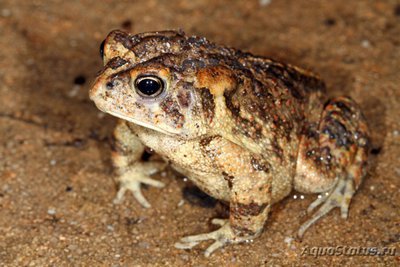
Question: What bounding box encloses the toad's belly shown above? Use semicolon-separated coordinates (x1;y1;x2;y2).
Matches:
171;161;293;205
171;163;231;202
132;123;293;204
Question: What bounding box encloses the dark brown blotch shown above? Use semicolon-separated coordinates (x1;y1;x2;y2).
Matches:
231;225;257;237
200;135;219;148
332;100;354;121
106;57;128;70
231;201;268;217
182;58;206;71
177;87;191;108
320;146;332;166
200;88;215;123
250;157;270;172
266;62;326;99
271;137;284;159
222;171;235;189
114;31;135;50
304;122;319;138
267;64;304;100
322;118;353;148
224;86;240;117
160;96;185;127
232;115;263;140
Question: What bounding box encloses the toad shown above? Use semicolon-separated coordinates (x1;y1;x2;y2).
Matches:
90;30;369;256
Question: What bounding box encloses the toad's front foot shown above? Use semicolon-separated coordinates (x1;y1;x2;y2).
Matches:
175;219;258;257
298;176;355;238
113;162;166;208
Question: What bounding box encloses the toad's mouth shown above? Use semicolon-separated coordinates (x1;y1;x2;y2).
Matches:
106;110;179;136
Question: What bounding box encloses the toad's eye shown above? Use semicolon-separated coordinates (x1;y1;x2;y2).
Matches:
134;76;164;97
99;39;106;58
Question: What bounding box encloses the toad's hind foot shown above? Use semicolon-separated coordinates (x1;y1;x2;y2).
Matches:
298;176;354;238
113;162;166;208
175;219;255;257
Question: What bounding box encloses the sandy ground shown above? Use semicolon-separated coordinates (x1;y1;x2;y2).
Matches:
0;0;399;266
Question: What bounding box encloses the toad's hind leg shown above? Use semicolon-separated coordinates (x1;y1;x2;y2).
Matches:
294;96;369;237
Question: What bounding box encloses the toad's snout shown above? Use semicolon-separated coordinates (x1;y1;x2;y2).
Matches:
90;72;115;106
89;76;110;114
89;77;103;100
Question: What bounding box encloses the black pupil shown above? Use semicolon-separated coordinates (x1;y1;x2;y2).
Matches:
99;39;106;58
137;78;162;96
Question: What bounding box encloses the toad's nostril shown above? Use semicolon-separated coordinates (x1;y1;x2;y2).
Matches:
106;81;115;89
106;79;122;90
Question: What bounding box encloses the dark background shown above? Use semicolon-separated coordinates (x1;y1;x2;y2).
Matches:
0;0;399;265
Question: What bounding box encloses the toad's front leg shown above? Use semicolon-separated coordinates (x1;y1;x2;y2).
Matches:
175;137;272;256
111;120;166;207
